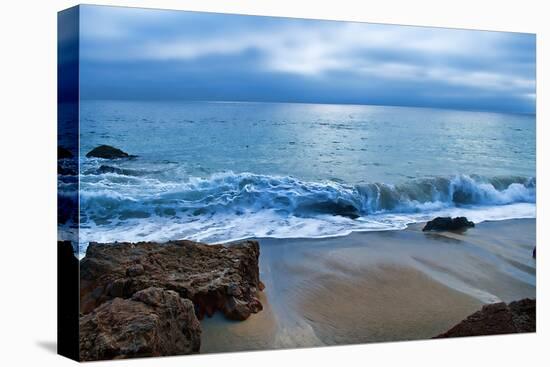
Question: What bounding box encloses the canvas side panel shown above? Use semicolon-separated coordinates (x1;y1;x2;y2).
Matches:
57;5;80;362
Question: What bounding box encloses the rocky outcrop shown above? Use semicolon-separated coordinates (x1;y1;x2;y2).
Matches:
79;287;201;361
80;240;263;321
85;145;135;159
78;239;263;359
422;216;475;232
435;298;535;338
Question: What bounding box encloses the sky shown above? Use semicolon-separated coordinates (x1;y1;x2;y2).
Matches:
78;5;536;113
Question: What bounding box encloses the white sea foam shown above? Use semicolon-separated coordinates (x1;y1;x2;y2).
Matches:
74;171;536;255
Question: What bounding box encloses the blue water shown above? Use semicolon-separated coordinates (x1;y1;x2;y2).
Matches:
68;101;535;253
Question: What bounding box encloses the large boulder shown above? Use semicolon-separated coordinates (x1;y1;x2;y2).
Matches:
79;287;201;361
422;216;475;232
85;145;135;159
435;298;535;338
80;239;263;321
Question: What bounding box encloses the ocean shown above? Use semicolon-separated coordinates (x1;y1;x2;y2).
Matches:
69;100;535;255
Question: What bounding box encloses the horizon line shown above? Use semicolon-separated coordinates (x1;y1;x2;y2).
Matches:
76;98;537;116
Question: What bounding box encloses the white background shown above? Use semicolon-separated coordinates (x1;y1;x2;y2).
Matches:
0;0;547;365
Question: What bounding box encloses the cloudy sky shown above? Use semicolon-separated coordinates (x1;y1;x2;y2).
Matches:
78;5;536;113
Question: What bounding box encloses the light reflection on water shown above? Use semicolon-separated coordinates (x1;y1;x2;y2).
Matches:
79;101;535;185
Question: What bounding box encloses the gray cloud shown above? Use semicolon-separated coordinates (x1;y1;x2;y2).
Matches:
78;5;536;113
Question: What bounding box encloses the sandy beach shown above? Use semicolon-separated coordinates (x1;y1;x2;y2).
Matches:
201;218;536;353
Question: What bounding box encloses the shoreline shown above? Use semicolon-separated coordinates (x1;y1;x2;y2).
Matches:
201;218;535;353
216;214;536;245
74;217;536;357
75;208;537;259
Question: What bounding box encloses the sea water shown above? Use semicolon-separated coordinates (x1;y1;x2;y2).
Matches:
67;101;535;254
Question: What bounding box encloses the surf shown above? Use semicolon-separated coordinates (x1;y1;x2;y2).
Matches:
71;170;536;254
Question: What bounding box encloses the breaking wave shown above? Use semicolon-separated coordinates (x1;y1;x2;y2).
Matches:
75;171;536;251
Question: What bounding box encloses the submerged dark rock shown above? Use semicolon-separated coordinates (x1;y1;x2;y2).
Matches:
85;145;135;159
299;201;360;219
58;146;74;159
79;287;201;361
80;239;263;321
422;216;475;232
95;165;124;174
88;165;139;176
435;298;535;338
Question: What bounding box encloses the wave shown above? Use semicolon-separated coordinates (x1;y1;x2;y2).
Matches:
80;171;535;220
75;171;536;249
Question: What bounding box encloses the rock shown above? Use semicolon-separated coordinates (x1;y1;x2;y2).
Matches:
107;278;132;298
87;165;140;176
80;239;263;321
302;201;360;219
85;145;135;159
227;283;243;297
57;146;77;175
126;264;145;277
224;296;252;321
422;216;475;232
435;298;535;338
79;287;201;361
58;146;74;159
508;298;536;332
96;165;120;174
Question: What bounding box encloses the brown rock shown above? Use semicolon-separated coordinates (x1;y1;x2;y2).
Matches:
508;298;536;332
79;287;200;361
126;264;145;277
225;296;252;321
80;239;263;321
435;298;535;338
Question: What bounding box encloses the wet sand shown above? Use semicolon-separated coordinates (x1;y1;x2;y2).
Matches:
201;218;536;353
